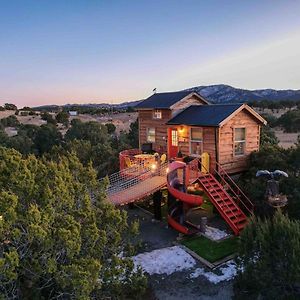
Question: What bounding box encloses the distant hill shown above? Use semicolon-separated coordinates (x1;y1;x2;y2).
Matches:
32;84;300;111
185;84;300;103
33;100;143;111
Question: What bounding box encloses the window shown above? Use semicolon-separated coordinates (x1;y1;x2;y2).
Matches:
153;109;162;119
147;128;156;143
234;128;246;155
190;127;203;156
171;129;178;146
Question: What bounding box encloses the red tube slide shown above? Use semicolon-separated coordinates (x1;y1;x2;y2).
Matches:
167;161;203;206
167;161;203;234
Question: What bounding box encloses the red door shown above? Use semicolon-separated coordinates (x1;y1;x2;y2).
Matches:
168;128;178;158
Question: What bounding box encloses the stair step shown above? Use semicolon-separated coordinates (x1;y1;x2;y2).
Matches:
209;189;224;194
223;207;239;213
215;197;230;202
232;216;246;224
226;211;244;219
236;221;247;230
199;171;250;235
219;203;238;213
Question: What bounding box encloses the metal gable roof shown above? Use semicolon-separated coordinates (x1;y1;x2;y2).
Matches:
135;91;198;109
167;104;244;127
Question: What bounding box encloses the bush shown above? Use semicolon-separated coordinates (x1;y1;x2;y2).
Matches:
1;115;20;127
276;109;300;132
234;211;300;300
4;103;17;110
55;111;70;127
41;112;57;125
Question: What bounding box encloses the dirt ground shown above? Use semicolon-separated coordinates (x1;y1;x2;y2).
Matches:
274;130;299;149
125;206;234;300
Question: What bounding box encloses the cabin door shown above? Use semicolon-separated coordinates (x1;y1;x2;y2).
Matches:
168;128;178;158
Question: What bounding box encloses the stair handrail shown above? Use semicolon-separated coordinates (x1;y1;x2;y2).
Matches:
216;162;253;215
197;161;242;226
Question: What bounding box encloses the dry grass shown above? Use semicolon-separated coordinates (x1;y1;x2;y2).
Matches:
0;111;138;135
274;130;299;149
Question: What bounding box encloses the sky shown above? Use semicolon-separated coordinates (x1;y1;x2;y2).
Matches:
0;0;300;107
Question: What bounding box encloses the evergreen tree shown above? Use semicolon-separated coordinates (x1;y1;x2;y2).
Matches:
234;211;300;300
56;111;70;127
34;124;62;155
0;147;146;299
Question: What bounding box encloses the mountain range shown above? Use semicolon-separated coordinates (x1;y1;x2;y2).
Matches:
185;84;300;104
33;84;300;110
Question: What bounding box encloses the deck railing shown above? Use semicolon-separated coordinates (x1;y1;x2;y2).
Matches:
119;148;142;170
186;158;201;184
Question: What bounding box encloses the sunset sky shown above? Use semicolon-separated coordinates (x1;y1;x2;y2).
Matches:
1;0;300;107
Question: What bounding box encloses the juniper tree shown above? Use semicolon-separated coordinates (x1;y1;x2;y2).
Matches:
0;147;146;299
234;211;300;300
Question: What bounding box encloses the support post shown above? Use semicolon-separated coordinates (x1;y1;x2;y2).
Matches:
153;190;162;220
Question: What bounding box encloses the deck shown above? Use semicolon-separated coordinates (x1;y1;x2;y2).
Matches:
108;175;166;205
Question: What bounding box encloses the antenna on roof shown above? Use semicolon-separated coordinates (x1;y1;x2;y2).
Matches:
153;88;157;94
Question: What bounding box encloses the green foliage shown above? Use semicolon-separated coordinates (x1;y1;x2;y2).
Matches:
56;111;70;127
260;113;277;127
260;126;279;147
238;144;300;219
34;124;63;155
41;112;57;125
234;211;300;300
276;109;300;132
65;120;109;146
0;116;138;178
126;119;139;149
0;147;146;299
105;123;116;134
0;115;20;128
4;103;17;110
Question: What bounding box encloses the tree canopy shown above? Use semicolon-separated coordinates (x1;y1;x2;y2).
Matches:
234;211;300;299
0;147;146;299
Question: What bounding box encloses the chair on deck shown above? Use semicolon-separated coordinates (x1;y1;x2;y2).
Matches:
125;157;134;168
160;153;167;164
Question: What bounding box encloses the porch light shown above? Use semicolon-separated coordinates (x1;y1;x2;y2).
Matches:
179;126;184;133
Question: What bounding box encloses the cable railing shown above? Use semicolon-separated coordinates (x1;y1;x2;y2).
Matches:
101;161;168;204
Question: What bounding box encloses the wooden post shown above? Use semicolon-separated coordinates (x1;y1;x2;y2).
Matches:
153;190;162;220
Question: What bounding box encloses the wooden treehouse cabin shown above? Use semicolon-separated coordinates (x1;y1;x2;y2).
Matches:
135;91;267;174
105;91;267;235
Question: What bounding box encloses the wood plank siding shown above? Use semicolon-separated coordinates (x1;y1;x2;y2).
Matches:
218;109;260;173
167;125;217;171
138;109;171;153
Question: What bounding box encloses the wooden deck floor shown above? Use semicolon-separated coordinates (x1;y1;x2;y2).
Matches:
109;175;166;205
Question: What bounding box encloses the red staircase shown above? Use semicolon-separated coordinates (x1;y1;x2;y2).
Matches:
198;173;249;235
